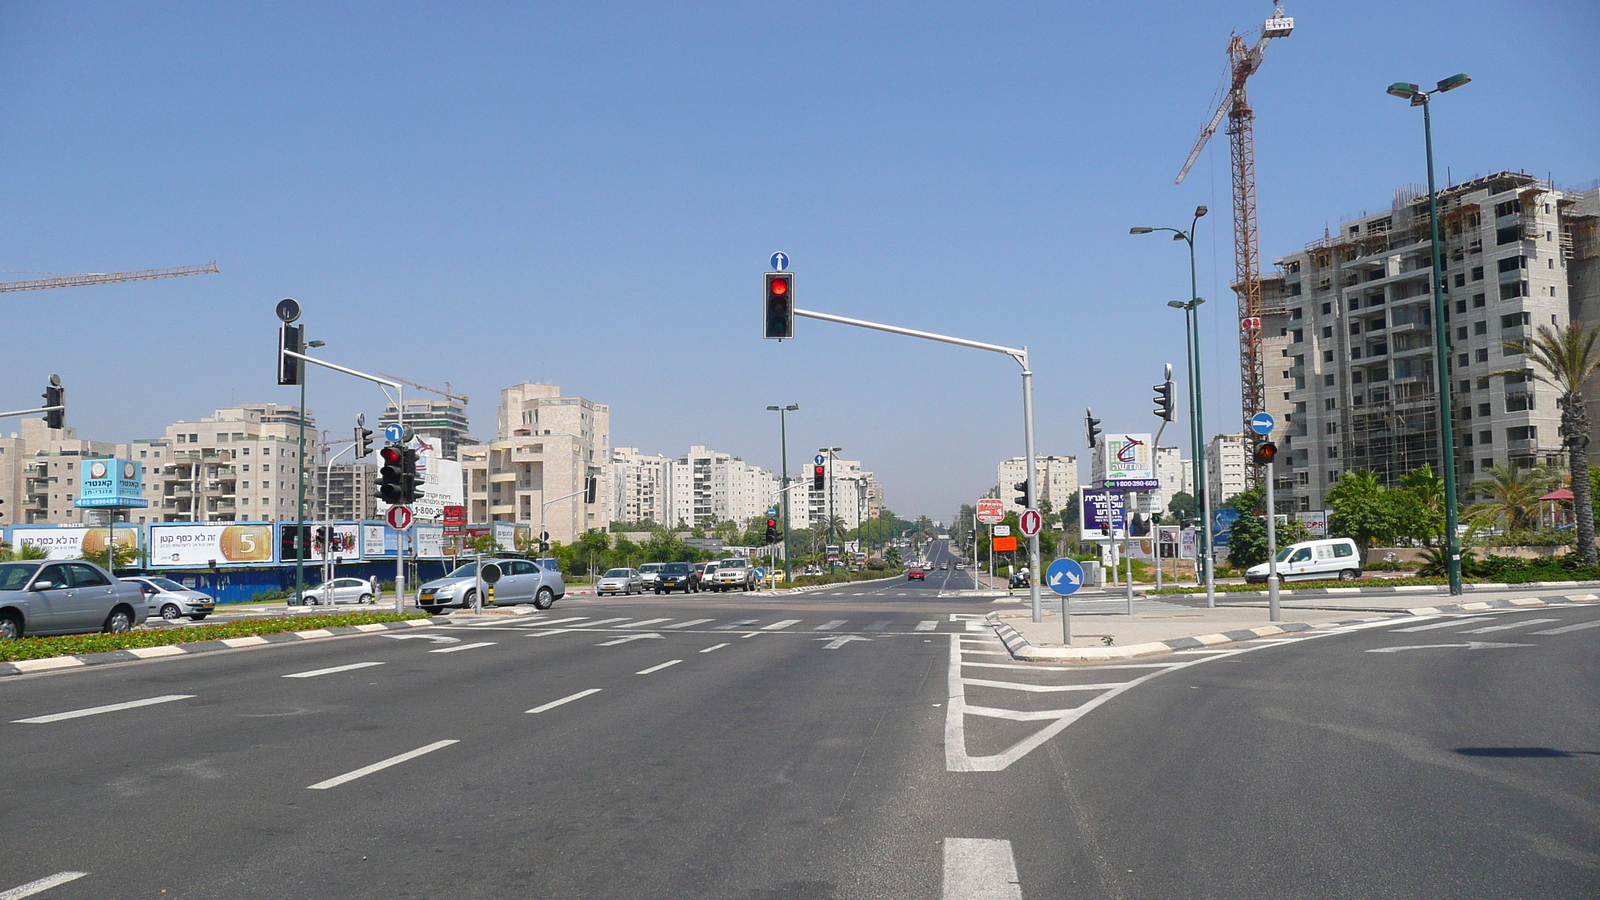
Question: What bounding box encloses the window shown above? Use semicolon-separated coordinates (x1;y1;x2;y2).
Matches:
1497;226;1521;245
1459;380;1470;394
1321;302;1331;315
1497;256;1526;274
1473;294;1486;308
1325;398;1337;410
1458;353;1469;367
1349;322;1361;335
1323;350;1333;363
1371;367;1388;382
1351;347;1362;360
1352;371;1364;384
1333;543;1353;558
1474;321;1487;335
1371;341;1387;355
1476;349;1489;363
1456;326;1468;341
1478;376;1491;390
1369;315;1385;329
1462;434;1474;447
1508;426;1537;441
1478;403;1491;417
1454;273;1465;288
1323;374;1335;387
1292;330;1303;343
1471;266;1484;281
1454;299;1466;314
1505;393;1533;412
1290;307;1303;319
1348;297;1361;311
1479;430;1493;445
1500;281;1525;300
1322;326;1333;339
1293;355;1305;367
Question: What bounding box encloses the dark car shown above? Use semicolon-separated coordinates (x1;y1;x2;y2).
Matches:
656;561;698;594
908;567;926;581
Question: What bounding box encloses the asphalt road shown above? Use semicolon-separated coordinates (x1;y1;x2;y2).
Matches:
2;546;1594;898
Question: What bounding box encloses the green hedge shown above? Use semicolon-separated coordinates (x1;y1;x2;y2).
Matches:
0;611;427;662
1146;577;1459;595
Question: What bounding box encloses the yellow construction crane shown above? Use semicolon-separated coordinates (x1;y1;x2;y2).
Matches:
1176;6;1293;469
0;262;220;293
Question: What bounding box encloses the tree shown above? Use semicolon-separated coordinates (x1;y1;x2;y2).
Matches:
1324;470;1399;564
1391;465;1446;546
1498;323;1600;565
0;541;50;562
1060;491;1080;528
1465;463;1552;534
1167;491;1198;525
1225;487;1310;569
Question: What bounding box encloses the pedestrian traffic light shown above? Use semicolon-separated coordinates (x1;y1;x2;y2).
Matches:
1086;408;1101;448
765;272;794;340
277;324;304;386
399;447;421;504
1153;377;1175;422
1252;441;1279;466
1013;481;1031;509
539;539;550;553
42;376;64;430
355;425;374;459
378;444;404;505
764;518;778;544
813;464;825;491
584;474;598;505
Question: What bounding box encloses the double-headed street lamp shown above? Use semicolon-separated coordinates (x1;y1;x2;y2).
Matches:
766;404;799;582
820;446;841;572
1387;73;1471;596
1132;206;1217;607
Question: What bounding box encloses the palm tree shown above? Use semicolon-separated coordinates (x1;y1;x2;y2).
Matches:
1498;323;1600;565
1465;463;1553;534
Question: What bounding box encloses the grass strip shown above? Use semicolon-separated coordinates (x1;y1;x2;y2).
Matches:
0;611;428;662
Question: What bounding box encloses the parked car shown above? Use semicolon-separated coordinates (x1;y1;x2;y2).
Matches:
691;562;714;587
124;575;216;621
596;568;644;596
294;577;377;606
1245;537;1363;583
908;567;926;581
416;559;566;613
638;562;665;591
656;562;698;594
710;558;756;592
0;560;148;639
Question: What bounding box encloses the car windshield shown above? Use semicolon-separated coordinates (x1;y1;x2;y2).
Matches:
721;560;746;568
603;569;630;578
149;577;189;591
0;563;40;590
664;563;689;574
639;564;662;573
1275;547;1297;562
448;563;484;578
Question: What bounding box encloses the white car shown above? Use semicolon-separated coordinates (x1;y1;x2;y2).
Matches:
296;577;377;606
637;562;665;590
596;568;644;596
124;576;216;622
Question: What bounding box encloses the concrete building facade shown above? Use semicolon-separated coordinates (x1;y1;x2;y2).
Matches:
1206;433;1250;508
380;398;473;460
996;455;1079;515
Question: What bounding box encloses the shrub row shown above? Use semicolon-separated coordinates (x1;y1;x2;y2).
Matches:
0;611;428;663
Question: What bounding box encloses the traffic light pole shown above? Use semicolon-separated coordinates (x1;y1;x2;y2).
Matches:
791;307;1045;623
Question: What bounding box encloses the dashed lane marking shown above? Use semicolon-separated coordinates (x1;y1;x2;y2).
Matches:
308;739;458;789
715;619;758;630
584;618;632;627
624;618;674;628
762;619;801;630
429;641;498;654
284;662;385;678
814;620;847;631
637;659;682;675
1391;616;1497;632
942;838;1021;900
1460;618;1560;634
0;871;88;900
13;694;195;724
700;643;729;653
666;618;715;629
517;616;588;627
1531;619;1600;635
526;689;601;714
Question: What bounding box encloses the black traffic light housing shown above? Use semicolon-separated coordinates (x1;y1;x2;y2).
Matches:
399;447;421;504
764;518;778;544
584;474;598;505
355;426;374;459
1252;441;1279;466
812;464;825;491
1153;379;1175;422
378;444;404;505
1013;481;1031;509
1086;407;1102;448
42;377;64;430
278;324;304;386
765;272;794;340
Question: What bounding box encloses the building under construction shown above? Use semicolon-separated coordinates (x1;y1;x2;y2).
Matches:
1260;171;1600;514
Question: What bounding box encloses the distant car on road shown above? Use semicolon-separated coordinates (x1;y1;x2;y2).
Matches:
908;567;926;581
124;575;216;621
0;560;148;639
294;577;376;606
596;568;644;596
638;562;665;591
656;562;698;594
1245;537;1362;583
416;559;565;614
710;558;755;592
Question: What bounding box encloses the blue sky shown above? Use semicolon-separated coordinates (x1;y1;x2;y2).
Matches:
2;1;1595;522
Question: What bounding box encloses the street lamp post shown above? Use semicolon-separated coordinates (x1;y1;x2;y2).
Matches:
766;404;799;582
821;446;841;573
1388;74;1471;596
293;339;326;606
1133;207;1217;607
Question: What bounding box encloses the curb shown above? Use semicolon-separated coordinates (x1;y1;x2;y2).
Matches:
1148;582;1600;598
0;618;437;678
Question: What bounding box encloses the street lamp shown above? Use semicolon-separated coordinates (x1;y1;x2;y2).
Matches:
820;446;841;573
293;338;326;606
1133;206;1216;607
766;404;799;582
1388;73;1470;595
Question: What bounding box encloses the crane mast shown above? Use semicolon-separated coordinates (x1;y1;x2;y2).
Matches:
0;262;219;293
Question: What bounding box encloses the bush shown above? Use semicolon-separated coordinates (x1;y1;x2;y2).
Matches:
0;611;428;662
246;588;291;604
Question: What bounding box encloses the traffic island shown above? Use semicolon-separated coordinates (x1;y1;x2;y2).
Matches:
986;607;1388;662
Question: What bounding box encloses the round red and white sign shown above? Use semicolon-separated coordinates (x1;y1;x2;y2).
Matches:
386;505;414;531
976;499;1005;525
1019;509;1043;536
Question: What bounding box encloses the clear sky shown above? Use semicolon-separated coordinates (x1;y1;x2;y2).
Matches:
2;1;1595;522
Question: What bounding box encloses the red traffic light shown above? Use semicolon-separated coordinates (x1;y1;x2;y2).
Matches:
770;278;787;295
1252;441;1279;465
380;446;402;465
766;519;776;528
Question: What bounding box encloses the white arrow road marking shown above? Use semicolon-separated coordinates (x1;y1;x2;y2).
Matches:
14;694;194;724
1366;641;1535;653
0;872;88;899
284;662;385;678
382;633;460;644
942;839;1021;900
307;739;458;789
429;641;497;654
596;633;665;647
526;688;601;714
1531;619;1600;635
818;635;872;650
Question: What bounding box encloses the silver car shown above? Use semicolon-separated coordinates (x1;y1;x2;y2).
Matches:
125;576;216;622
596;568;644;596
416;559;565;613
294;577;377;606
637;562;665;590
0;560;149;639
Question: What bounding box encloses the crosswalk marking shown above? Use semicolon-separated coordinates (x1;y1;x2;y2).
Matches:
814;620;847;631
715;619;758;630
1531;619;1600;635
585;618;632;627
1460;618;1559;634
520;616;588;628
625;618;674;628
942;838;1021;900
1392;616;1496;632
916;620;939;631
866;620;892;631
762;619;801;630
429;641;497;654
665;618;715;629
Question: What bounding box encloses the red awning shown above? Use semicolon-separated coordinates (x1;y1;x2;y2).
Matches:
1540;489;1575;501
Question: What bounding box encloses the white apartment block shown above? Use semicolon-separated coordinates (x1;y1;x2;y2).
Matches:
996;455;1079;514
325;463;377;522
1259;172;1600;513
135;404;317;525
666;445;779;529
1206;433;1250;508
0;418;126;527
1154;446;1191;514
604;447;673;526
459;383;610;545
805;458;880;534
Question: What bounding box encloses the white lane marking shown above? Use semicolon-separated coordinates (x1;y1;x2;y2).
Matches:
0;871;88;899
584;617;631;627
961;678;1129;693
13;694;195;724
942;838;1021;900
762;619;802;631
307;739;458;789
526;629;579;638
715;619;758;630
666;618;715;629
700;642;729;653
595;633;664;646
429;641;498;654
637;659;682;675
1391;616;1497;632
814;620;847;631
283;662;385;678
521;616;589;627
1531;619;1600;635
1461;618;1559;634
1366;641;1533;653
866;620;892;631
625;618;674;628
740;631;762;639
916;620;940;632
820;635;872;650
383;633;460;644
526;688;601;714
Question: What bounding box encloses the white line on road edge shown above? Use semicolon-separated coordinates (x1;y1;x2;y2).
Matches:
0;871;88;900
13;694;195;724
1461;618;1559;634
284;662;385;678
307;740;458;789
637;659;682;675
526;688;602;714
700;643;729;653
942;838;1021;899
1531;619;1600;635
430;641;498;654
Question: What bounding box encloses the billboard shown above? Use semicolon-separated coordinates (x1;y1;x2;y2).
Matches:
1295;510;1330;536
1079;488;1127;541
1211;508;1241;547
314;524;361;561
1095;433;1153;487
76;458;148;508
492;521;528;551
10;525;139;560
375;438;464;523
149;523;276;568
361;522;444;558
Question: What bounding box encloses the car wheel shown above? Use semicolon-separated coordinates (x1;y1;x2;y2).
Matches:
463;589;477;608
359;594;373;605
0;613;20;640
160;603;183;621
534;587;555;610
102;607;133;634
1338;569;1358;582
189;614;209;621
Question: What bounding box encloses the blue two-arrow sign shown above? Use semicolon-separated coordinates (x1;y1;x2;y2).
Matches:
1045;558;1085;596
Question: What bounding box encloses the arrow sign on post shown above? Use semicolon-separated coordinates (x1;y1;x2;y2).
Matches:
1045;558;1084;596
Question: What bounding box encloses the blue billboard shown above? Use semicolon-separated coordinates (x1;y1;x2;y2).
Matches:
76;458;148;508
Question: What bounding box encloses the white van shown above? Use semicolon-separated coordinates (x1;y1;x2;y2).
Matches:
1245;537;1362;583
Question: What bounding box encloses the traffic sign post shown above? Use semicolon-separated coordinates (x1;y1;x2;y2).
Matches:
1045;557;1084;644
1251;411;1281;622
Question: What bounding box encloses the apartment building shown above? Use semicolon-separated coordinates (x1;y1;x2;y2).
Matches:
379;398;473;460
996;455;1079;514
134;405;318;524
1154;446;1192;514
805;457;881;534
1206;433;1250;508
325;463;377;522
602;447;674;526
458;383;609;544
0;418;128;526
664;445;780;529
1260;171;1600;512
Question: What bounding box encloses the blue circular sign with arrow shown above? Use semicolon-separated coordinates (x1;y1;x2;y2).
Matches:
1250;412;1275;435
1045;558;1085;596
